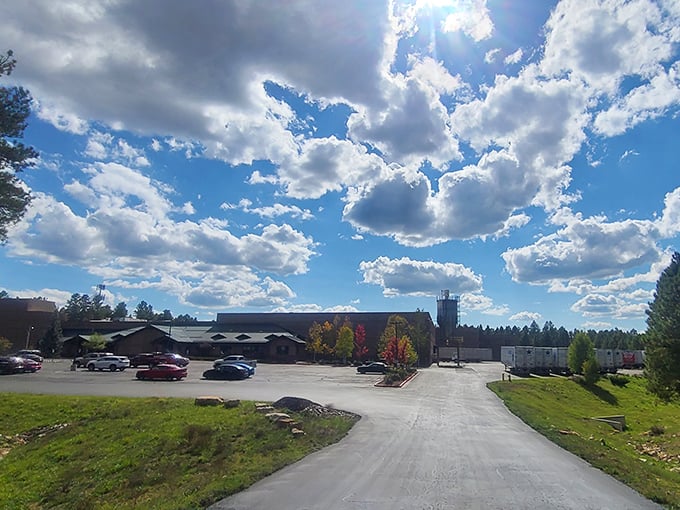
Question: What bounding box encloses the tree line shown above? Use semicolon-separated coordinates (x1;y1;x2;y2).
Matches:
58;293;197;324
456;321;644;351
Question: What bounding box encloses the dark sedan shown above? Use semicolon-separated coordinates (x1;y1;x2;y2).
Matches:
357;362;388;374
136;364;187;381
203;364;250;380
0;356;24;374
14;350;43;363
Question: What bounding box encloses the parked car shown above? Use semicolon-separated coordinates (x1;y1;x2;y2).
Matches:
75;352;114;368
86;355;130;372
213;360;255;375
14;349;43;362
0;356;25;374
129;352;157;367
136;363;187;381
202;364;250;380
19;357;42;373
357;362;388;374
130;352;190;367
213;354;257;368
154;353;190;367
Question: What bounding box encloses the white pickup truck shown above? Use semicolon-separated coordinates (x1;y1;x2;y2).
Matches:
213;354;257;368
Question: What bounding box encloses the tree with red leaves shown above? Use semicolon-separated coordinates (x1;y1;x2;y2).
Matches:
381;335;417;366
354;324;368;362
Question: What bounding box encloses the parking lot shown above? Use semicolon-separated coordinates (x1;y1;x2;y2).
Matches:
0;358;404;408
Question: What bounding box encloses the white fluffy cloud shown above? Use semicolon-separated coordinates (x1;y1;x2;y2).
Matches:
347;73;461;168
541;0;677;93
0;0;391;165
9;163;317;309
502;212;660;283
359;256;482;297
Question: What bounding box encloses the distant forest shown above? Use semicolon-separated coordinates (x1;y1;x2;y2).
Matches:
455;320;644;351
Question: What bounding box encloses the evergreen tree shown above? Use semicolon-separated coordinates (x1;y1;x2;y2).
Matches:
644;252;680;400
92;294;112;319
155;309;173;321
134;300;154;320
174;314;197;324
39;312;63;358
112;302;128;319
0;50;38;243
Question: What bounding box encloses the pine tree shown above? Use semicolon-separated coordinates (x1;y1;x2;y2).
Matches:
39;312;64;358
0;50;37;242
644;252;680;400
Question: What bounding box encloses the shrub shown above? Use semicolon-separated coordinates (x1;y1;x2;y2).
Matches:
582;358;600;386
649;424;665;436
568;332;595;375
608;374;630;387
384;373;402;385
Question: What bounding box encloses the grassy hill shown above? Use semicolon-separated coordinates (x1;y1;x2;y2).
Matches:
0;394;358;509
488;374;680;509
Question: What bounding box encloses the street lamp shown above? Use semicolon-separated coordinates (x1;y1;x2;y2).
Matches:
25;326;35;349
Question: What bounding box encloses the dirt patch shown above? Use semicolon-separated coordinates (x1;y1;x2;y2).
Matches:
0;423;69;459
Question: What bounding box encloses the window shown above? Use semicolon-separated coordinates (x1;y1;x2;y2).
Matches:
276;345;289;355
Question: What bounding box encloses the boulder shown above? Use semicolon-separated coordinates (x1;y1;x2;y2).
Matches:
195;396;224;407
224;399;240;408
272;396;319;412
265;412;291;422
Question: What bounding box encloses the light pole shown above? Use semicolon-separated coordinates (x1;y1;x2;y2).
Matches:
25;326;34;349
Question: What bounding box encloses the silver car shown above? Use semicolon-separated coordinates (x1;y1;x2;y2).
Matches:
75;352;114;368
86;355;130;372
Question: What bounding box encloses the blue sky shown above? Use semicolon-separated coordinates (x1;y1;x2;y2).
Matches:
1;0;679;331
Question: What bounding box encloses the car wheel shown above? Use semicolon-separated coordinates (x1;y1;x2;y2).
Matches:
87;364;95;371
109;364;118;371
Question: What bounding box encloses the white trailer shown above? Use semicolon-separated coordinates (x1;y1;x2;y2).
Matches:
595;349;616;373
533;347;555;375
436;346;493;363
551;347;569;374
458;347;493;362
501;346;515;370
511;346;534;375
435;346;458;362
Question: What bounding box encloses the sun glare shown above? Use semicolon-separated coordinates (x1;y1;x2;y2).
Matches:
417;0;459;8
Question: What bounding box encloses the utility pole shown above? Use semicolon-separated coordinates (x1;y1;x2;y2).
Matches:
25;325;34;349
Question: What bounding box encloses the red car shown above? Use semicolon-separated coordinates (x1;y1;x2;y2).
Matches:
19;357;42;373
130;352;190;367
136;363;187;381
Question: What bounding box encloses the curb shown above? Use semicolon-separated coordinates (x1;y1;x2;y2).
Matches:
374;370;419;388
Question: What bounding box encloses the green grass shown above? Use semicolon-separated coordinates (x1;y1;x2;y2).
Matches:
0;394;359;510
488;375;680;509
